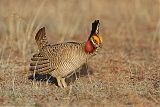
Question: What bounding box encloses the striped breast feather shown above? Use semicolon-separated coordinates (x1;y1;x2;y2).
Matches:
30;53;54;74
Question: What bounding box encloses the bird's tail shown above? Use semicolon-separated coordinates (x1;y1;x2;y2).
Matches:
35;27;48;49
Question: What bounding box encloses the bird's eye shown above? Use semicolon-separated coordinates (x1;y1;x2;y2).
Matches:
93;39;97;44
91;35;101;45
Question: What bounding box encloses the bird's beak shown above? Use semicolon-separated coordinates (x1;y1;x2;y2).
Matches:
98;35;103;43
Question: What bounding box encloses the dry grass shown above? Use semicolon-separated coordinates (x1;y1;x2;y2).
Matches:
0;0;160;107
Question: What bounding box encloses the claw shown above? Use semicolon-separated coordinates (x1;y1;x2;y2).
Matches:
61;78;67;88
57;77;67;88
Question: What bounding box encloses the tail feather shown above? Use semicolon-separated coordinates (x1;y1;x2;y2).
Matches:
30;63;49;70
30;61;49;66
35;67;53;74
35;27;48;49
30;66;53;74
33;53;43;57
31;57;48;61
30;53;53;74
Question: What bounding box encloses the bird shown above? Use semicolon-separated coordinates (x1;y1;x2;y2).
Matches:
29;20;102;88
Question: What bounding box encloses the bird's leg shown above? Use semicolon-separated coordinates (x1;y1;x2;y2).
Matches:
75;72;78;80
57;77;63;88
57;77;67;88
61;77;67;88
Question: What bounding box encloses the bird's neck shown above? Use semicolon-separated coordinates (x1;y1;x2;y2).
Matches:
84;40;95;53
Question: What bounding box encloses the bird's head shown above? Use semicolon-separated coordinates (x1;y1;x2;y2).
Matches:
85;20;102;53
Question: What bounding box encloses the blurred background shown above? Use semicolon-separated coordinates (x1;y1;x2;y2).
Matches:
0;0;160;107
0;0;159;60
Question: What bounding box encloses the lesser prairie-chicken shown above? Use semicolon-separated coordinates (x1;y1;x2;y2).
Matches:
30;20;102;88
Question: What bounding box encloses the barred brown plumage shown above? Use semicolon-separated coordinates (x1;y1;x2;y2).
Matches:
30;20;102;88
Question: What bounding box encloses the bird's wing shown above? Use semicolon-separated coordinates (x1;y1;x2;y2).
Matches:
30;53;55;74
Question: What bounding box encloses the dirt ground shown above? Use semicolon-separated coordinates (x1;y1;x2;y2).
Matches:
0;0;160;107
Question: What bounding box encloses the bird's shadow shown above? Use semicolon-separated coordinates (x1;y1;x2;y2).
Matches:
28;64;93;86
